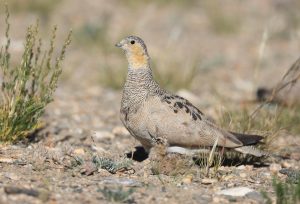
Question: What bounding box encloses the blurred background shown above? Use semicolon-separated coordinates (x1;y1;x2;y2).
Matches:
1;0;300;106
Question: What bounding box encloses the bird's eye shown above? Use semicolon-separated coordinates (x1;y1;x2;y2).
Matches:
130;40;135;45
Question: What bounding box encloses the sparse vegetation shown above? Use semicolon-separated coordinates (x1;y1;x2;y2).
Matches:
261;177;300;204
194;147;224;178
93;155;133;174
98;186;134;203
218;104;300;152
9;0;61;22
0;5;71;142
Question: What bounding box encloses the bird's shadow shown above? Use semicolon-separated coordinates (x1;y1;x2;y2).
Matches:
126;146;149;162
126;146;269;167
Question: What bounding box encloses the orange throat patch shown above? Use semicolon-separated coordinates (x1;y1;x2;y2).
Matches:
127;46;148;69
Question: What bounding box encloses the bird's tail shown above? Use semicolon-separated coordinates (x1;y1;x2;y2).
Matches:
229;132;264;146
234;146;269;157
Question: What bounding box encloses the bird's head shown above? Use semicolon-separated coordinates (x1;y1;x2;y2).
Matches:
115;36;150;69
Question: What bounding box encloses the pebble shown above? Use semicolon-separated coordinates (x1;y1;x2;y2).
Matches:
4;173;20;181
98;169;111;177
245;165;254;171
216;187;256;197
290;152;300;161
0;158;15;164
227;183;235;187
112;126;129;136
281;161;292;168
237;165;245;170
269;163;281;173
182;174;193;184
223;175;234;181
93;131;115;141
201;178;217;184
239;173;247;178
73;148;85;155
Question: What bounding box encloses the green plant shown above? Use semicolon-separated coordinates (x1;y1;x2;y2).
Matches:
92;155;133;174
261;177;300;204
0;5;72;142
98;186;134;203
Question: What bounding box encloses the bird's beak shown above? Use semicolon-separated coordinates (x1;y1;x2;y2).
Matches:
115;42;122;48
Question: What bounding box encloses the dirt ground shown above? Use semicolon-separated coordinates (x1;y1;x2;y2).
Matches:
1;0;300;203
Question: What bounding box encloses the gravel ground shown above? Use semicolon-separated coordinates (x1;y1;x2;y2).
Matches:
1;0;300;203
0;85;299;204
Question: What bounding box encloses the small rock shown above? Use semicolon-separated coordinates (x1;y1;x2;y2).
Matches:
290;152;300;161
0;158;15;164
239;173;247;178
91;145;108;153
270;163;281;173
245;165;254;171
182;174;193;184
227;183;235;187
93;131;114;141
263;172;271;179
73;148;85;155
223;175;234;181
281;161;292;168
237;165;245;170
201;178;217;184
112;126;129;136
212;197;221;203
216;187;255;197
4;173;20;181
245;191;264;202
80;162;97;176
98;169;112;177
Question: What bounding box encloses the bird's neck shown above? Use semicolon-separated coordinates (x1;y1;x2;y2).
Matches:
121;67;161;110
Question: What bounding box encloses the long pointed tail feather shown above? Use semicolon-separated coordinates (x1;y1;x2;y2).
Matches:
234;146;269;157
230;132;264;146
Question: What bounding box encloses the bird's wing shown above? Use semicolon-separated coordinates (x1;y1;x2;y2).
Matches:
143;94;244;148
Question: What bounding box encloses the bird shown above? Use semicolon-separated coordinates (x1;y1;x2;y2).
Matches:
115;35;267;157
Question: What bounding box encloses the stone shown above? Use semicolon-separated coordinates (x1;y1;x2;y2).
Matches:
237;165;245;170
223;175;234;181
0;157;15;164
239;173;247;178
182;174;193;184
269;163;281;173
201;178;217;184
216;187;255;197
281;161;292;168
93;131;115;141
73;148;85;155
112;126;130;136
4;173;20;181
